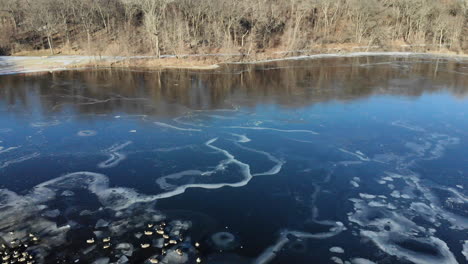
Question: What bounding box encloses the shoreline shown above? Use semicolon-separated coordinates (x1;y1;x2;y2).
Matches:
1;50;468;76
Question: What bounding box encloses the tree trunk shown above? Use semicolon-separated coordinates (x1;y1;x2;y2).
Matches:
86;29;91;51
155;34;160;58
47;34;54;55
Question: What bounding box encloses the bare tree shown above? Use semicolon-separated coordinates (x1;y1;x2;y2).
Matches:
140;0;170;57
1;0;467;56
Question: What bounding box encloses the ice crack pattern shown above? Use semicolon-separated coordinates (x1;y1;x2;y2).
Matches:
0;55;467;264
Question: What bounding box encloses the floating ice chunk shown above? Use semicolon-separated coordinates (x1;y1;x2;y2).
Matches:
401;194;411;199
359;193;376;199
388;184;395;190
361;231;458;264
368;201;387;207
456;185;463;189
160;249;188;263
331;257;344;264
329;247;345;254
351;258;376;264
129;130;137;133
117;256;129;264
390;191;401;198
410;202;437;223
463;240;468;261
61;190;75;197
350;181;360;188
154;238;164;248
43;209;60;218
92;257;110;264
95;219;109;228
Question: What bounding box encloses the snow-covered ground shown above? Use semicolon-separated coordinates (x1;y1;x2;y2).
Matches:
0;56;127;75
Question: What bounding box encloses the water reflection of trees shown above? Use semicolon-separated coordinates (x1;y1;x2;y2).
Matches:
1;56;467;117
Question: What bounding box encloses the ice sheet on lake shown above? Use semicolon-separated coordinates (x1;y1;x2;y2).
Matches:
391;120;425;132
98;141;132;168
0;152;40;169
154;138;283;199
347;124;464;264
230;133;251;143
254;226;345;264
77;130;97;137
154;121;202;132
339;149;370;161
349;199;458;264
154;145;195;152
228;126;319;134
0;146;19;154
30;120;60;128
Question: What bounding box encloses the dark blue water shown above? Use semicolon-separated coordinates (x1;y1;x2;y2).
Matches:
0;55;467;264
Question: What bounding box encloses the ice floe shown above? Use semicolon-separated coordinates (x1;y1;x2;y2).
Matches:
462;240;468;261
350;258;376;264
330;246;345;254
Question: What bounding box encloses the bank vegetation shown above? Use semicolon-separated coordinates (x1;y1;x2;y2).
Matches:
0;0;467;57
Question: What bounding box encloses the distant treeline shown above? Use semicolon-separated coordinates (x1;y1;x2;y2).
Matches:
0;0;467;56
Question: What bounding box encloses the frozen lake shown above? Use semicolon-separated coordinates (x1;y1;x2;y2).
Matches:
0;55;467;264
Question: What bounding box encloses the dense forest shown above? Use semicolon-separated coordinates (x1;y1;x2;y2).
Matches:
0;0;467;56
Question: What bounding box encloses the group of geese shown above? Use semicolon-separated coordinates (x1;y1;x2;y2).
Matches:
1;233;39;264
86;221;202;264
